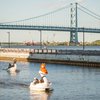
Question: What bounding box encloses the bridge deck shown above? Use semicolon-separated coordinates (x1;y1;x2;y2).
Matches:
0;25;100;33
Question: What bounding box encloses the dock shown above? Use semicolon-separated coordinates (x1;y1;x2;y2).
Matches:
0;48;100;67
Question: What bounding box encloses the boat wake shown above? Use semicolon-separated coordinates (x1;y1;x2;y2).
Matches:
0;80;28;89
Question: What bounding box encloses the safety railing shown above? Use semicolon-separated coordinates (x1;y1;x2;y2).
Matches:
0;48;100;56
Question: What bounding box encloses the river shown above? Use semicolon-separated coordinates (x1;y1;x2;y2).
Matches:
1;45;100;50
0;46;100;100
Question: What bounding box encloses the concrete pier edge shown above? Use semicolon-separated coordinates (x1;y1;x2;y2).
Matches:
0;48;100;67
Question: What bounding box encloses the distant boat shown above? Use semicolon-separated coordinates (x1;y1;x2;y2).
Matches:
7;61;17;72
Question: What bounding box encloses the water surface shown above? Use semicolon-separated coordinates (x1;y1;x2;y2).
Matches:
0;61;100;100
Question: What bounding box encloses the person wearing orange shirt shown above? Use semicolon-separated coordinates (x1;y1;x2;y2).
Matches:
39;63;48;84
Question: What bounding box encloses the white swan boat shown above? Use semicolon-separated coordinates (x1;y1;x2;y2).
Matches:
30;63;53;92
7;60;18;72
29;77;53;92
7;64;17;72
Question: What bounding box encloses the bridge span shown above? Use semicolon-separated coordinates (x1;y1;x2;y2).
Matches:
0;25;100;33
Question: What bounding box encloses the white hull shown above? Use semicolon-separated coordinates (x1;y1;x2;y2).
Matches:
7;63;19;74
8;66;17;72
29;82;52;92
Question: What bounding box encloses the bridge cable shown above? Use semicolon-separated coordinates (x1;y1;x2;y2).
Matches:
0;4;70;25
78;7;100;21
78;4;100;19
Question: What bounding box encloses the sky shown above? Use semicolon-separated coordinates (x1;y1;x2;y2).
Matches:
0;0;100;43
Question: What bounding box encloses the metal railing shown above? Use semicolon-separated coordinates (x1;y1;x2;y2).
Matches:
0;48;100;56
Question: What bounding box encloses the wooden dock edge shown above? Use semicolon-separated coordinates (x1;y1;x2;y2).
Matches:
0;56;100;67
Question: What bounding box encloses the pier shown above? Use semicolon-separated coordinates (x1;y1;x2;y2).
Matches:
0;48;100;67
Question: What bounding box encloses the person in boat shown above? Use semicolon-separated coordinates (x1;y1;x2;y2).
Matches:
32;63;48;85
39;63;49;84
32;77;39;85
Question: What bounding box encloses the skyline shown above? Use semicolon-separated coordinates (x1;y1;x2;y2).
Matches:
0;0;100;42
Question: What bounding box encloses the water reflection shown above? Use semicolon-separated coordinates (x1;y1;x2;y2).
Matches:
30;90;52;100
7;69;20;76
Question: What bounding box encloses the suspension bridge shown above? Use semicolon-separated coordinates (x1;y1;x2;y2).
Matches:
0;3;100;45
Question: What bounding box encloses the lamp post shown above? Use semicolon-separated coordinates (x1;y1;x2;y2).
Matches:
40;30;42;49
83;28;85;50
8;32;10;48
0;42;1;48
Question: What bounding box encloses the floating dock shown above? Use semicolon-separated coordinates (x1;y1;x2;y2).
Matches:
0;48;100;67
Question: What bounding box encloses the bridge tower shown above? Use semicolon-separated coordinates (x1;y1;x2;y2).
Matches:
69;3;78;45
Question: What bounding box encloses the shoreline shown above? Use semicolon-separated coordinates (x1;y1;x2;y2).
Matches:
0;48;100;67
